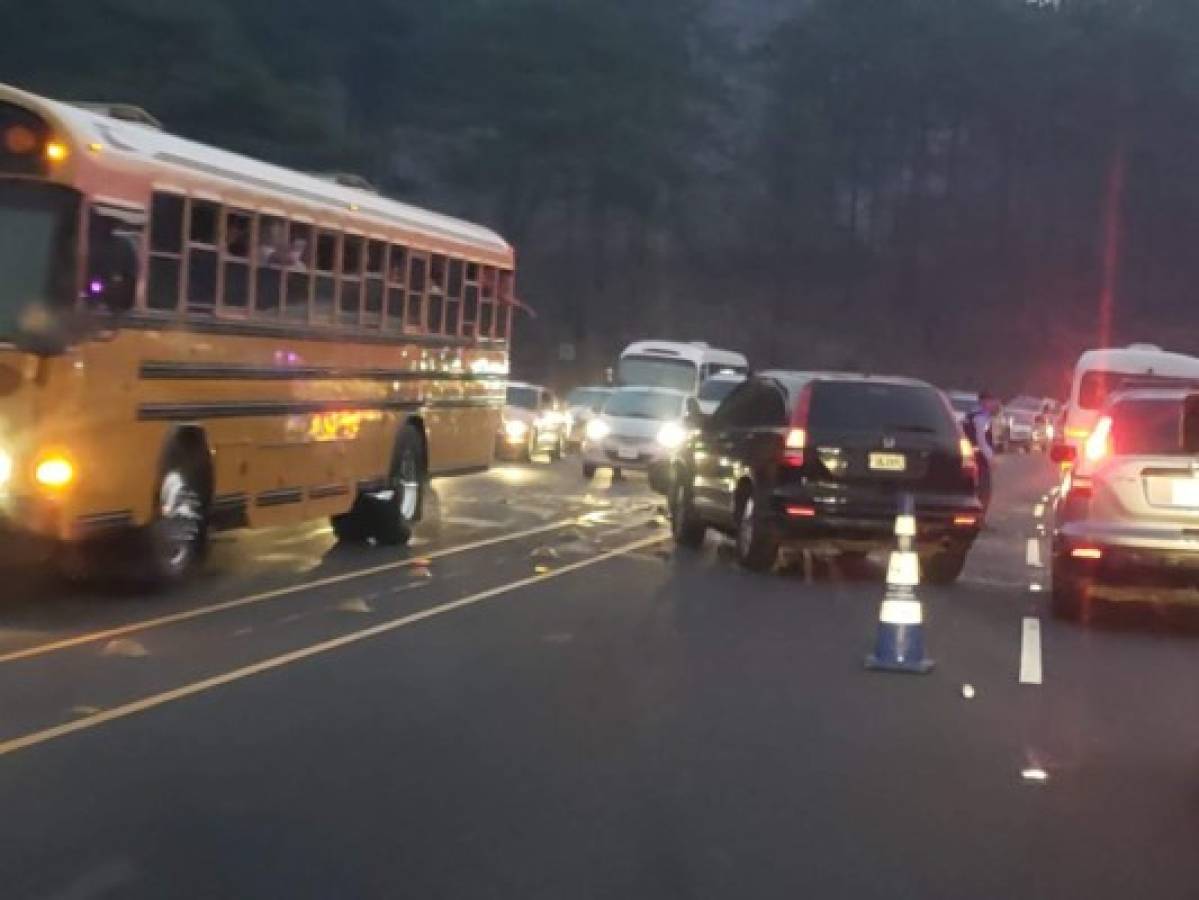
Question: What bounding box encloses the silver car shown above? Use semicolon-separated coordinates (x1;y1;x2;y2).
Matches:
581;387;689;479
1051;388;1199;619
564;386;614;448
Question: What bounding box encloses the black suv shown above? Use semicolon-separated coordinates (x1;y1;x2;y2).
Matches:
666;372;983;582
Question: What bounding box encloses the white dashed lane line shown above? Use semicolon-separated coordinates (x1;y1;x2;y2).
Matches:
1026;538;1043;568
1019;616;1043;685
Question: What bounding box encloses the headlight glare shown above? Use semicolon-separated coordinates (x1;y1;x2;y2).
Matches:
656;422;686;449
586;418;610;442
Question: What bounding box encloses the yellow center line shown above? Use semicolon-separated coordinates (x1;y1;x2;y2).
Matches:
0;517;586;666
0;532;669;758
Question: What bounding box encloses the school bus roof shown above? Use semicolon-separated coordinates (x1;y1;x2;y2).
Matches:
1;82;513;265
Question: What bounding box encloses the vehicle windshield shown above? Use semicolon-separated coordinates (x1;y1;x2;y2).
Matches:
949;395;977;414
810;381;956;439
1007;396;1043;412
506;386;539;410
1080;370;1199;411
0;181;78;339
699;378;742;403
566;388;609;410
603;390;684;420
1111;398;1185;455
618;356;698;393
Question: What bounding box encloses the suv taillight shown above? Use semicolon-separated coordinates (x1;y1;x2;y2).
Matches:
783;384;813;466
959;436;977;476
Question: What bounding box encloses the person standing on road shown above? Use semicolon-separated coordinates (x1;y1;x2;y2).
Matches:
964;391;1000;512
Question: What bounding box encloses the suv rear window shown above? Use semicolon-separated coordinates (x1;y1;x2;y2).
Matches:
809;381;956;439
1111;398;1183;455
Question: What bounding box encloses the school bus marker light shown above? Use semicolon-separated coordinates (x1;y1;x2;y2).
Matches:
44;141;68;163
35;457;74;488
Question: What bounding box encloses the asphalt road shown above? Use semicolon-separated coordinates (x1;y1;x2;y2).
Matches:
2;453;1198;899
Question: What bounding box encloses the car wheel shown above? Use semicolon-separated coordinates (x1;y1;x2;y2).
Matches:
735;492;778;572
582;462;597;480
669;474;706;549
923;547;968;585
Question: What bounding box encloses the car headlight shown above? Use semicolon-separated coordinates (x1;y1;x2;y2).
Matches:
0;449;11;488
586;418;610;442
504;419;529;441
656;422;686;449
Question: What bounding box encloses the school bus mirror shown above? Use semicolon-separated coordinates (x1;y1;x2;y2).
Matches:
11;302;70;357
1183;394;1199;453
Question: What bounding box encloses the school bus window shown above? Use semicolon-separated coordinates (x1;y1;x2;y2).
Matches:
366;240;384;275
150;193;184;254
364;240;385;327
444;258;463;336
86;207;142;315
186;199;219;313
148;192;184;311
463;283;479;339
407;253;426;332
284;221;312;321
313;230;338;323
385;244;406;331
496;270;513;338
479;295;494;338
427;253;446;334
339;235;364;326
221;209;252;312
255;215;286;315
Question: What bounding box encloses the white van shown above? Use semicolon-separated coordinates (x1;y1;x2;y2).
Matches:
1061;344;1199;450
618;341;748;396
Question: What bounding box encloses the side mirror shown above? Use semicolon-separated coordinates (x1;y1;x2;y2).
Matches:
684;398;707;429
11;303;71;356
1049;443;1077;464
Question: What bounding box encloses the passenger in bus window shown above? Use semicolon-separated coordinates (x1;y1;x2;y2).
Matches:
226;219;250;258
287;238;309;270
259;221;287;265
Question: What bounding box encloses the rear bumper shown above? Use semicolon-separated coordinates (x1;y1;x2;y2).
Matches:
1055;523;1199;597
763;488;982;550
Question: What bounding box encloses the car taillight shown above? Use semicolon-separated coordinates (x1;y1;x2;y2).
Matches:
1083;416;1112;463
783;384;812;466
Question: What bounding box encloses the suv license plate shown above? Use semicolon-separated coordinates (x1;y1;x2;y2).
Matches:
617;446;639;461
869;452;906;472
1171;479;1199;507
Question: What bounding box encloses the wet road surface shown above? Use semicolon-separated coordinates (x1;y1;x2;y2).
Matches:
2;454;1198;899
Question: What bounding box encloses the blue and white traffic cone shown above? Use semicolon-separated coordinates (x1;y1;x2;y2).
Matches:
866;494;934;673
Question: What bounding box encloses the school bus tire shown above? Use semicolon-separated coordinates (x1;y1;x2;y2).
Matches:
332;421;425;547
135;431;213;587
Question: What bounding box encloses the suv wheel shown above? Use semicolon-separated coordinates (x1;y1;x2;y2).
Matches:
923;546;968;585
669;475;706;549
735;493;778;572
1051;568;1086;621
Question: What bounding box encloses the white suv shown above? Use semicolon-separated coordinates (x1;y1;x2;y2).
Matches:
1051;389;1199;619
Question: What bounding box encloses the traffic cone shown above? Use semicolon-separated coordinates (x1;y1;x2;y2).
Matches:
866;494;934;673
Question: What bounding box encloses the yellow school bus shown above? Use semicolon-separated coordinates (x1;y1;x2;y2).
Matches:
0;82;517;582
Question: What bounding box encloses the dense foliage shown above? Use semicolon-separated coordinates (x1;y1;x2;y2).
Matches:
3;0;1197;393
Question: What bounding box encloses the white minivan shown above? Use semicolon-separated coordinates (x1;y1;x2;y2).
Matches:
1060;344;1199;453
618;341;747;396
